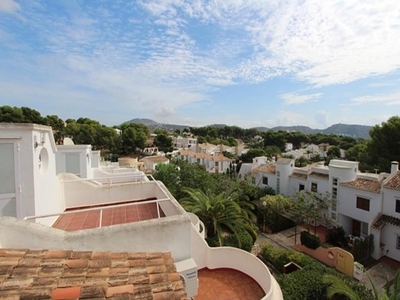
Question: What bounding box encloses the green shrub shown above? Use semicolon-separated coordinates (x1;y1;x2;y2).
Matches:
260;243;315;272
260;243;374;300
223;230;254;252
326;226;348;248
300;231;321;249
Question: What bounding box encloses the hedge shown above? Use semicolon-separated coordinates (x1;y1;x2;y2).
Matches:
260;243;374;300
300;231;321;249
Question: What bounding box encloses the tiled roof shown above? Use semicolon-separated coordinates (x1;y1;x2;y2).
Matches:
178;150;193;156
290;172;308;179
276;158;293;165
251;164;276;174
211;155;231;162
193;153;211;159
383;171;400;191
372;214;400;230
341;178;382;193
309;172;329;179
140;156;169;163
0;249;187;300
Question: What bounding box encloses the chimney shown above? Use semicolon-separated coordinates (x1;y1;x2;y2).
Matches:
391;161;399;174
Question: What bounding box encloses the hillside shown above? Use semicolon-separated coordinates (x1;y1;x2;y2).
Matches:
124;118;371;139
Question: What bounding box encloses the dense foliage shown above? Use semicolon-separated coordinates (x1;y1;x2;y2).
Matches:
326;226;348;248
180;187;257;247
260;243;374;300
258;195;295;233
300;231;321;249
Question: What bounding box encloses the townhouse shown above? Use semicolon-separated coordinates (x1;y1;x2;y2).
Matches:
245;157;400;262
0;123;283;299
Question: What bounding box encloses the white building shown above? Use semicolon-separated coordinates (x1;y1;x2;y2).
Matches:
243;157;400;262
0;123;283;299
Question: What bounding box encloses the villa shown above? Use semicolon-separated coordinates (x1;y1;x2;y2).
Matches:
0;123;283;299
244;156;400;262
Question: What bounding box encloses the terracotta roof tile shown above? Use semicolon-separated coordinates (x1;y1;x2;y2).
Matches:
250;164;276;175
341;178;382;193
383;171;400;191
0;249;186;299
372;214;400;230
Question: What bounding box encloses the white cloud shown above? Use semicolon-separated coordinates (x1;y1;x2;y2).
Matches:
351;92;400;106
0;0;20;13
280;92;322;105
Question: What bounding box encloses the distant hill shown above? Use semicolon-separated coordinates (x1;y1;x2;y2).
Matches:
124;118;371;139
123;118;189;131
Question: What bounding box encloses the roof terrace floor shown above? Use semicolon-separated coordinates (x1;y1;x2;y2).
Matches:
52;200;165;231
196;268;265;300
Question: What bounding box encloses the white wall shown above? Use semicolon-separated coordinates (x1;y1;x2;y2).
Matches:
190;225;283;300
0;215;192;262
56;145;93;178
382;187;400;216
338;187;382;225
62;179;185;215
288;177;307;195
0;124;59;223
329;160;358;183
32;130;61;226
276;159;295;195
380;224;400;262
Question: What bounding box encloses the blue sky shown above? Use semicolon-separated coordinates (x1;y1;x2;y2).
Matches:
1;0;400;129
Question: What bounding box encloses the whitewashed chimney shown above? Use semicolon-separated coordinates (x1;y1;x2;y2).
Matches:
391;161;399;174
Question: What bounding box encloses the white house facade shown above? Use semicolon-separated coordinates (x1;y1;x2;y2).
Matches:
244;157;400;262
0;123;283;299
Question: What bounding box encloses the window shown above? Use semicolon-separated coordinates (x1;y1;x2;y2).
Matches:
311;182;318;193
397;236;400;250
396;199;400;213
332;177;338;186
276;178;280;194
299;184;305;191
356;197;370;211
277;171;281;177
215;161;218;167
332;187;337;212
262;176;268;185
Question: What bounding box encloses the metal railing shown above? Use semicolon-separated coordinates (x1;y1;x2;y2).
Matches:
23;197;171;227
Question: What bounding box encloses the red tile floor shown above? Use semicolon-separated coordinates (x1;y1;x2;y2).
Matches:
52;201;165;231
195;268;265;300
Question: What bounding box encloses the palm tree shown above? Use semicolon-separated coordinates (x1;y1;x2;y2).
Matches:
180;187;257;246
323;269;400;300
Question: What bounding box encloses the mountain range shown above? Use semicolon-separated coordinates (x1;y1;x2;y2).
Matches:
124;118;372;139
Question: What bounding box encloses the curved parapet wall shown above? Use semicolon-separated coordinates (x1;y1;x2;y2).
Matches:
189;219;283;300
0;215;192;263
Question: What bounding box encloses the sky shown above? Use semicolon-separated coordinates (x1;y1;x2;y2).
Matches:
1;0;400;129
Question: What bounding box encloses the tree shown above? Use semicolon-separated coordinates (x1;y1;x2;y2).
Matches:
44;115;65;144
326;146;341;158
153;132;173;153
324;268;400;300
180;187;257;246
0;105;44;124
119;123;149;154
240;148;266;163
367;116;400;173
153;160;217;199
